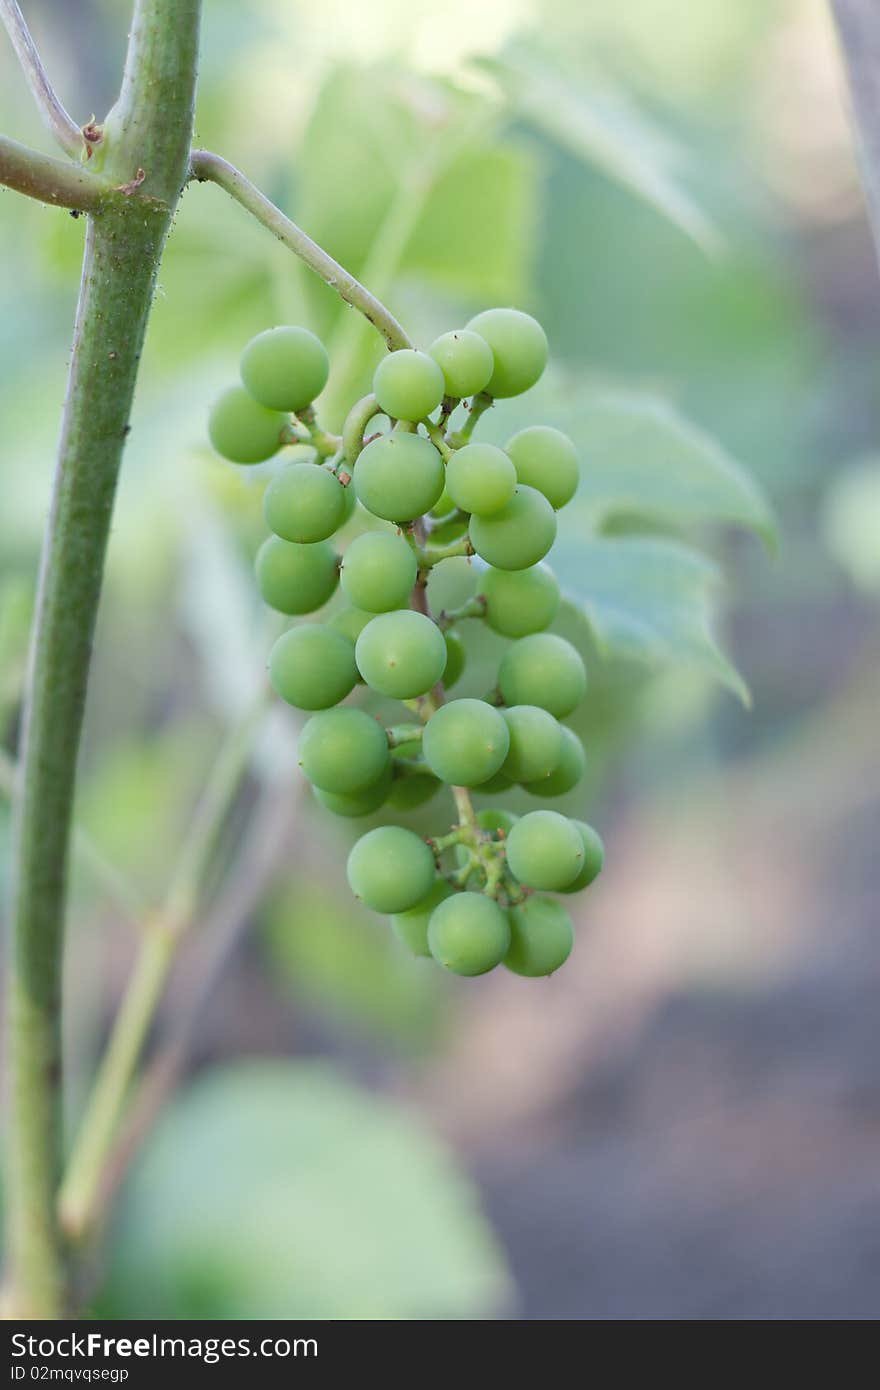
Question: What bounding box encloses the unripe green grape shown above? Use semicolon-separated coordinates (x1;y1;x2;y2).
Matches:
314;765;392;818
373;349;445;422
427;892;511;976
355;610;447;699
387;764;442;810
431;486;457;520
445;443;516;517
465;308;548;398
505;809;584;890
443;629;465;689
506;425;579;510
340;531;417;612
498;633;586;718
340;481;358;522
240;326;329;413
354;432;445;522
477;807;518;835
390;878;453;957
428;329;494;399
560;820;604;893
429;511;469;546
478;563;560;638
469;485;556;571
524;725;586;797
501;705;562;784
327;606;373;645
475;767;514;795
264;462;346;543
422;698;509;787
298;707;389;793
255;537;339;615
505;896;574;977
208;385;286;464
269;624;357;710
347;825;436;914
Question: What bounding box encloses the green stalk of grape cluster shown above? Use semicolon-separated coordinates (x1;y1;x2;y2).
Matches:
209;312;605;978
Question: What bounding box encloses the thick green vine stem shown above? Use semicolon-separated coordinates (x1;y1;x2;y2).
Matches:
4;0;201;1320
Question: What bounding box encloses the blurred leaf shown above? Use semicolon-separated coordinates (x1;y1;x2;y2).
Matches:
103;1062;510;1319
479;43;720;253
264;874;443;1048
402;143;537;301
822;456;880;596
568;391;777;549
553;535;749;705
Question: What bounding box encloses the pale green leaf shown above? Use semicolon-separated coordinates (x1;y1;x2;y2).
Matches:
103;1062;510;1320
478;45;720;253
552;535;750;705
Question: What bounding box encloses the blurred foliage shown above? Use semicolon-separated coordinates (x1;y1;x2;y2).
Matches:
2;0;878;1323
100;1062;510;1318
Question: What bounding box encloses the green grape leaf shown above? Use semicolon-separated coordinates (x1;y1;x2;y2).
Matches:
478;45;720;253
481;376;776;552
402;143;537;302
552;535;750;705
568;390;777;549
102;1062;510;1320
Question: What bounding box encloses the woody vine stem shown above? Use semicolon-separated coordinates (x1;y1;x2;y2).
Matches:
0;0;475;1318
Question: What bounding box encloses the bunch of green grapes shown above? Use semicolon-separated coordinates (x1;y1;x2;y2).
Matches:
208;310;604;978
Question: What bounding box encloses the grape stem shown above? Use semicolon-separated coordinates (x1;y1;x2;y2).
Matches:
0;132;111;209
189;150;413;353
436;594;487;630
0;0;86;158
447;391;493;447
386;724;423;748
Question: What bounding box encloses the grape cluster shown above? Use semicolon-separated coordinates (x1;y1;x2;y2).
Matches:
208;310;604;978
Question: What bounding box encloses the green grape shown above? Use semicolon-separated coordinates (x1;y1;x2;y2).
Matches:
327;606;373;645
372;349;445;422
346;825;436;914
314;765;392;818
208;385;286;464
340;531;417;612
354;432;445;522
506;426;579;510
255;537;339;615
505;896;574;977
505;810;584;890
355;610;447;699
478;563;560;638
422;698;510;787
445;443;516;517
475;767;514;795
390;878;453;957
469;485;556;571
298;707;389;793
428;329;494;399
427;892;511;976
431;486;457;519
429;511;469;546
443;629;465;689
264;462;346;543
498;633;586;717
501;705;562;784
477;807;518;835
524;725;586;797
240;326;329;412
465;308;548;398
561;820;604;893
269;624;357;710
387;764;442;810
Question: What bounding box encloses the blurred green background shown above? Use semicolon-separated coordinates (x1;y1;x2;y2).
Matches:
2;0;880;1319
